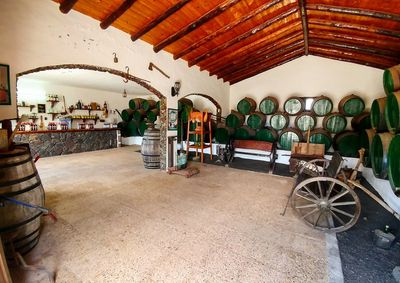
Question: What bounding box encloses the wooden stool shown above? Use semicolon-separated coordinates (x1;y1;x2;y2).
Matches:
186;111;213;163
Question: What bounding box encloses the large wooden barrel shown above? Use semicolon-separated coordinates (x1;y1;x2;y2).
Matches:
156;100;161;111
351;112;371;131
234;125;256;140
133;109;147;121
359;128;376;167
226;110;245;128
338;94;365;117
126;120;139;136
283;97;304;116
383;64;400;95
178;98;193;112
237;97;257;115
278;128;303;150
311;95;333;116
0;145;45;256
138;120;148;136
142;99;157;111
147;108;159;123
117;121;128;137
141;127;160;169
259;96;278;115
309;128;332;151
371;132;394;179
255;127;278;142
388;134;400;195
121;108;134;122
129;98;145;110
333;131;360;158
247;112;266;129
385;91;400;134
323;112;347;133
270;111;289;131
295;112;316;132
370;97;387;132
215;125;235;144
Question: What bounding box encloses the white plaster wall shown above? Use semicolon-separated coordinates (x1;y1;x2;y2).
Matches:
0;0;230;121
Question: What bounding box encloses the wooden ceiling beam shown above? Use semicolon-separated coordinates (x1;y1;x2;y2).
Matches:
130;0;191;42
59;0;79;14
173;0;283;60
228;50;304;84
153;0;241;53
307;4;400;21
298;0;309;55
308;19;400;38
308;46;396;68
100;0;136;30
222;40;303;81
188;5;299;67
200;20;302;72
212;32;303;77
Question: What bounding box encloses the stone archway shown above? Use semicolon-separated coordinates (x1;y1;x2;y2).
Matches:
183;93;222;121
17;64;168;169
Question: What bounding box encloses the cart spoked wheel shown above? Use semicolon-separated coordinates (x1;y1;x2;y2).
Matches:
291;176;361;232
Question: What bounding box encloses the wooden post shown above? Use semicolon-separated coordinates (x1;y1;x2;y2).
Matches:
0;237;12;283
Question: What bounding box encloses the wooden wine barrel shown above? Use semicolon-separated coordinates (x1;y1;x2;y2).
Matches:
371;132;394;179
178;98;193;112
133;109;146;121
323;112;347;133
388;134;400;195
255;127;278;142
141;127;160;169
351;112;371;131
370;97;387;132
278;128;303;150
129;98;145;110
385;91;400;133
333;131;360;158
0;145;45;256
226;110;245;128
259;96;278;115
338;94;365;117
142;99;157;111
311;95;333;116
147;108;159;123
234;125;256;140
283;97;304;116
383;64;400;95
138;120;148;136
121;108;134;122
295;112;316;131
156;100;161;111
360;128;376;167
126;120;139;136
309;128;332;151
270;111;289;131
117;121;128;137
247;112;266;129
215;125;235;144
237;97;256;115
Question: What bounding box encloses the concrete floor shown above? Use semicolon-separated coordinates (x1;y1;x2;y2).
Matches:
10;146;328;282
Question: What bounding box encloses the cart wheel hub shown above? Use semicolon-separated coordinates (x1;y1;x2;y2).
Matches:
319;200;329;209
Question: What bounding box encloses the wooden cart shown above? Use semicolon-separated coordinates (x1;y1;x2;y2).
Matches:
288;149;400;233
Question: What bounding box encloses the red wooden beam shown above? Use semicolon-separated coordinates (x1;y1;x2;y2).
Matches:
298;0;309;55
59;0;79;14
173;0;283;60
229;50;304;84
130;0;192;42
100;0;137;30
188;5;299;67
153;0;241;53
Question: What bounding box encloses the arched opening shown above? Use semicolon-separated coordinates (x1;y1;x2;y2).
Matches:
15;64;167;169
182;93;222;122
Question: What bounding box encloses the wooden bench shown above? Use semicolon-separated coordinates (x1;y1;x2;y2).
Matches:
231;140;277;173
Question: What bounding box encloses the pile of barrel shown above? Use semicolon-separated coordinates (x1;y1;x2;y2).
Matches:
118;98;160;137
215;94;368;154
365;64;400;195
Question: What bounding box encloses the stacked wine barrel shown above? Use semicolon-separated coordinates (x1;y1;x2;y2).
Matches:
118;98;160;137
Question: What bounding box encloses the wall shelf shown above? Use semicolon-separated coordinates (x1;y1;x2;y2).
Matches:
18;105;36;111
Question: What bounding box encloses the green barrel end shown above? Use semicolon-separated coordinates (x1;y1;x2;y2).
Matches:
388;135;400;194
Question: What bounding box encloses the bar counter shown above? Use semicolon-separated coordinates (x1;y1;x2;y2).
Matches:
13;128;120;157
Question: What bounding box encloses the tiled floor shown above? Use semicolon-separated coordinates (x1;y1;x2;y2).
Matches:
10;146;327;282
